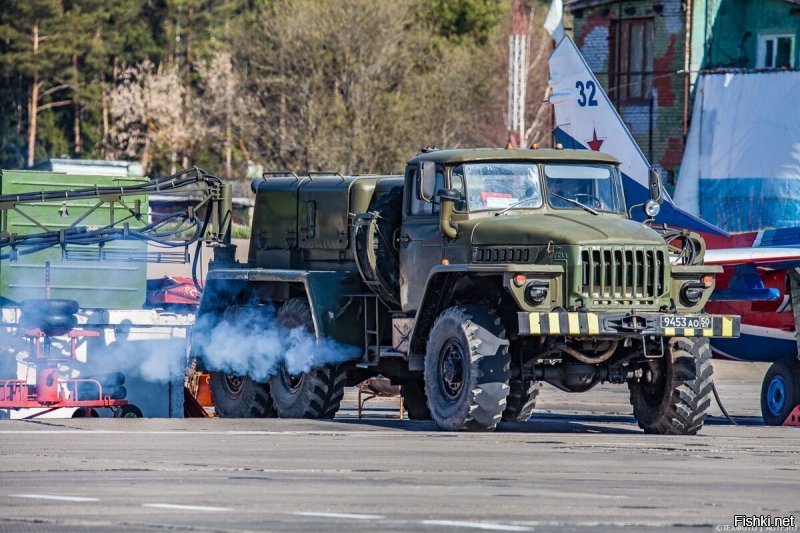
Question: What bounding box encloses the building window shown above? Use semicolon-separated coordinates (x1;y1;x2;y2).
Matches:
609;18;654;102
757;34;794;68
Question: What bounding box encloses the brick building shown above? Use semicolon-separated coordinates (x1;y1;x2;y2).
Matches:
566;0;800;186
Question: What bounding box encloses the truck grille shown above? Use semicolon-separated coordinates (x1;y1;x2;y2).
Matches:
473;247;532;263
580;247;666;302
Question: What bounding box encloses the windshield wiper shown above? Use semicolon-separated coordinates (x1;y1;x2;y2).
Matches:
494;197;538;216
550;193;599;215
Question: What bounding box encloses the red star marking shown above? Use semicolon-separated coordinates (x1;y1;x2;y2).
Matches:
587;128;604;151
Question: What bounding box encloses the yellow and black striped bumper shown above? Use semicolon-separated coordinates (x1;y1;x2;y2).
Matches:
517;311;739;338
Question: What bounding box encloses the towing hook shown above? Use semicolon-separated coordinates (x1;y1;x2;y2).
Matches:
620;314;648;331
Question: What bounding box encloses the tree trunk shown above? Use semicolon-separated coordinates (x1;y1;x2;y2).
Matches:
224;0;233;178
225;116;232;178
141;135;151;176
27;22;40;168
72;54;81;156
101;88;110;158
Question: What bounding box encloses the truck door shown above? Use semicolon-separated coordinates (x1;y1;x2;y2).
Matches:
399;164;446;313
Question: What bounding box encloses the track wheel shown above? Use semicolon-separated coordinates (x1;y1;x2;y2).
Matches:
761;358;800;426
502;379;540;422
628;337;713;435
114;404;143;418
424;306;511;431
268;298;347;419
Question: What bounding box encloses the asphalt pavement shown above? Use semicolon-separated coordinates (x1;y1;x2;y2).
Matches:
0;360;798;532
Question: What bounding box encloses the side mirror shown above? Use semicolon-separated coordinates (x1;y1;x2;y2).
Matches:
648;167;663;203
437;188;458;239
437;188;461;203
417;162;437;202
643;167;663;218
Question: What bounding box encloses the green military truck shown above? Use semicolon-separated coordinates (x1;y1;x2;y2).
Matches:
195;147;739;434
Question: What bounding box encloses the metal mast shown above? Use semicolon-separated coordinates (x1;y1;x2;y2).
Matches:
507;0;529;148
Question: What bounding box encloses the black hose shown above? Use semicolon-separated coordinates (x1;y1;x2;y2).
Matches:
711;380;738;425
192;204;214;293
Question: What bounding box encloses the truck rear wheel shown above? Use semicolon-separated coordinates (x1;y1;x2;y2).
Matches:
502;379;540;422
209;305;276;418
760;358;800;426
268;298;347;419
210;372;275;418
628;337;713;435
424;306;511;431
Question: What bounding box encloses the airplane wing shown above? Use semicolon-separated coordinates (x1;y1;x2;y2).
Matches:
546;33;726;236
704;227;800;269
704;248;800;269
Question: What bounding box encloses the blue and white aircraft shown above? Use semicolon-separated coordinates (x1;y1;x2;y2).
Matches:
543;0;800;425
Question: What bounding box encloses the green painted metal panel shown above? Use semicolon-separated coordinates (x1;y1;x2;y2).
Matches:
0;170;149;308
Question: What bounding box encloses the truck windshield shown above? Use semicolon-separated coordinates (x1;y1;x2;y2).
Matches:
455;162;543;212
544;164;623;213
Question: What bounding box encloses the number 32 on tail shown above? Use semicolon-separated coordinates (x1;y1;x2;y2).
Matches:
576;80;598;107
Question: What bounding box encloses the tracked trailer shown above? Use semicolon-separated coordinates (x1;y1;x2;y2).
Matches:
195;147;740;434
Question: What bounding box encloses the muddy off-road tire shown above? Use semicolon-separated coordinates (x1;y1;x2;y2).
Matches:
502;379;540;422
209;305;276;418
268;298;347;419
628;337;713;435
760;358;800;426
355;186;403;306
400;374;431;420
424;306;511;431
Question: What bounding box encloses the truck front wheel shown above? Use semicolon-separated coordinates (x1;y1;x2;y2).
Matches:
502;379;540;422
628;337;713;435
268;298;347;419
424;306;511;431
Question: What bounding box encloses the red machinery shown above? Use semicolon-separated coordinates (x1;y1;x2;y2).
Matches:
0;296;142;419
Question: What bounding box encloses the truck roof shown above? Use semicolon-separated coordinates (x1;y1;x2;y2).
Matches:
407;148;619;165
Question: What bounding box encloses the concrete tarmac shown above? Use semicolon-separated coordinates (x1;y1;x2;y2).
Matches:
0;361;798;532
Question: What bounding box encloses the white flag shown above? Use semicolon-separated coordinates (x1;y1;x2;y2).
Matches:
544;0;565;42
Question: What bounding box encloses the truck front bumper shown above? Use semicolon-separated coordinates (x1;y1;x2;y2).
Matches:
517;311;740;338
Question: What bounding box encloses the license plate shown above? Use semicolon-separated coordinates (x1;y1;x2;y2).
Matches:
660;315;711;329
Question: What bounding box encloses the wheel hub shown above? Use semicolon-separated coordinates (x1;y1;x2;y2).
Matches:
640;364;667;407
280;366;305;393
223;374;244;398
767;375;787;416
439;340;466;401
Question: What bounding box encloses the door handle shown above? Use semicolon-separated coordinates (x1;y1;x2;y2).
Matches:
399;234;412;244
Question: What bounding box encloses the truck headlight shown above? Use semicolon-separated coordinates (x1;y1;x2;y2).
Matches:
644;199;661;218
525;281;549;305
680;282;705;306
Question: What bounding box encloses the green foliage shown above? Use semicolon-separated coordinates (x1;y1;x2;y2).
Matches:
423;0;509;46
0;0;521;177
